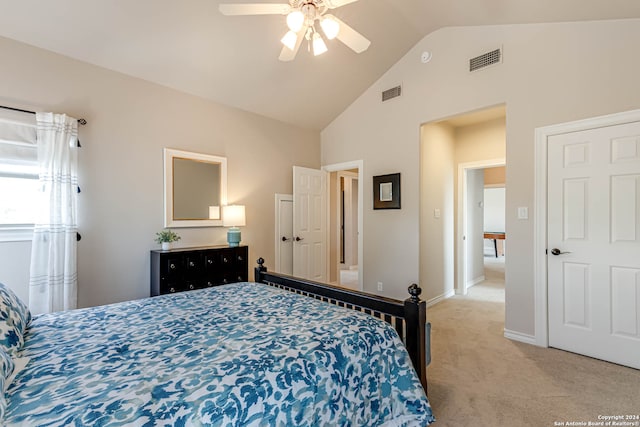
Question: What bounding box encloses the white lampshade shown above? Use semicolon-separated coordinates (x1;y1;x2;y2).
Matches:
222;205;246;227
286;11;304;33
281;30;298;50
312;33;327;56
320;16;340;40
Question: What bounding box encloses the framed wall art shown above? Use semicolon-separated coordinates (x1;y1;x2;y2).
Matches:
373;173;401;209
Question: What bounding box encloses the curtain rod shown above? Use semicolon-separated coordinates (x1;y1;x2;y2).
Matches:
0;105;87;125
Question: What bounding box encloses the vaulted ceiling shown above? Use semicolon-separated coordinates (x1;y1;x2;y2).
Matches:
1;0;639;130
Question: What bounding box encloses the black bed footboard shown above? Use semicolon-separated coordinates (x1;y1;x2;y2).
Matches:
254;258;428;393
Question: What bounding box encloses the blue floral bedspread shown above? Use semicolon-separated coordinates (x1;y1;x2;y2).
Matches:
6;283;435;426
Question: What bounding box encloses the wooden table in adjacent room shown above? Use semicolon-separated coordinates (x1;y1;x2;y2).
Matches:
484;232;505;257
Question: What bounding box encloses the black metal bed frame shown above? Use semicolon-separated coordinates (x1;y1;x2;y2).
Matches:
254;258;428;393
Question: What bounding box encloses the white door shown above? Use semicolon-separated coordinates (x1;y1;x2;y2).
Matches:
293;166;327;281
548;121;640;369
275;194;293;275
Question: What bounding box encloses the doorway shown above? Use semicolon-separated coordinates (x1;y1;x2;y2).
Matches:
335;171;359;288
420;105;507;307
457;160;506;295
323;161;363;291
274;161;363;290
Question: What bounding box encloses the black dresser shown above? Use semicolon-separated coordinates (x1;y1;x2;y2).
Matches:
150;245;248;296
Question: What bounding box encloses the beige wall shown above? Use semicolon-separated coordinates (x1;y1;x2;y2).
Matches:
466;168;485;285
0;241;31;303
322;19;640;338
454;118;506;165
0;36;320;308
485;166;506;187
420;123;455;302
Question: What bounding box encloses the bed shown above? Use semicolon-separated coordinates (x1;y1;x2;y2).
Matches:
0;259;435;426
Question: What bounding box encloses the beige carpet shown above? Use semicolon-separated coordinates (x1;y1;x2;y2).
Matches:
426;257;640;427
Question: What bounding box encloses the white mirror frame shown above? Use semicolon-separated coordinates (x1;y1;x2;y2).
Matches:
163;148;227;228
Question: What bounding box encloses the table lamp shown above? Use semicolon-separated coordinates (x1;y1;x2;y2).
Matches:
222;205;245;247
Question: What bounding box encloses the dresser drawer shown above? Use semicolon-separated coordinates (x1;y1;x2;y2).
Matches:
151;245;249;296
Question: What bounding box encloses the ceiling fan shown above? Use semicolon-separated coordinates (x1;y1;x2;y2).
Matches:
219;0;370;61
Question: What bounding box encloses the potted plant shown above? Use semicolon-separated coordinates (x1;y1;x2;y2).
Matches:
155;229;181;250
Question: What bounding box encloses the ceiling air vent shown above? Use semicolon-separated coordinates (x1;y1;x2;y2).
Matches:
469;48;502;72
382;85;402;102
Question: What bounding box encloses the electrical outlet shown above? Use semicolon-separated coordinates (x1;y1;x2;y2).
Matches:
377;282;383;291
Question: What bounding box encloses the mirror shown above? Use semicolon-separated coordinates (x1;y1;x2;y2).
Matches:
164;148;227;227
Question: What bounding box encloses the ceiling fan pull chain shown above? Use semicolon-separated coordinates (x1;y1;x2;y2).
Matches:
305;26;312;52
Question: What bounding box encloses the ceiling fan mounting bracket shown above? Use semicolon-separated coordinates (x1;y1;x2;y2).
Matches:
296;0;327;20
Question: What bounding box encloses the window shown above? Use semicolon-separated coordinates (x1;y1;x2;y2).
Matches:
0;110;38;241
0;165;40;242
0;166;39;219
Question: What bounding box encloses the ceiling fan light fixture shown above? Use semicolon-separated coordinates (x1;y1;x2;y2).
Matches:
218;0;371;61
312;32;328;56
320;16;340;40
286;10;305;32
281;30;299;50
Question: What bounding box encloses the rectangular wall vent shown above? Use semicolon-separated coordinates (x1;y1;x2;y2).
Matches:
469;48;502;72
382;85;402;102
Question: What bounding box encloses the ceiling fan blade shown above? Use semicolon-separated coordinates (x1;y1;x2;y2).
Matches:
219;3;291;16
326;14;370;53
324;0;359;9
279;31;305;62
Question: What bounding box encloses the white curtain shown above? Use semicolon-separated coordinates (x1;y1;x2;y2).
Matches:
28;113;79;315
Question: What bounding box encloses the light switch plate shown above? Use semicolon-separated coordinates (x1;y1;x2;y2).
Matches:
517;207;528;220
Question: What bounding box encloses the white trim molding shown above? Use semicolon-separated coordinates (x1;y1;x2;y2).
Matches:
504;329;537;346
0;226;33;242
533;108;640;348
466;275;485;289
427;289;455;307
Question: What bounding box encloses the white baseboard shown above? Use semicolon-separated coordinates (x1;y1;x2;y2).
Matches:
504;328;538;346
466;275;485;289
427;289;455;307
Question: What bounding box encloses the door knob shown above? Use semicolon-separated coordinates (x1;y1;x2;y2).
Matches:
281;236;291;242
550;248;572;256
295;236;304;241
